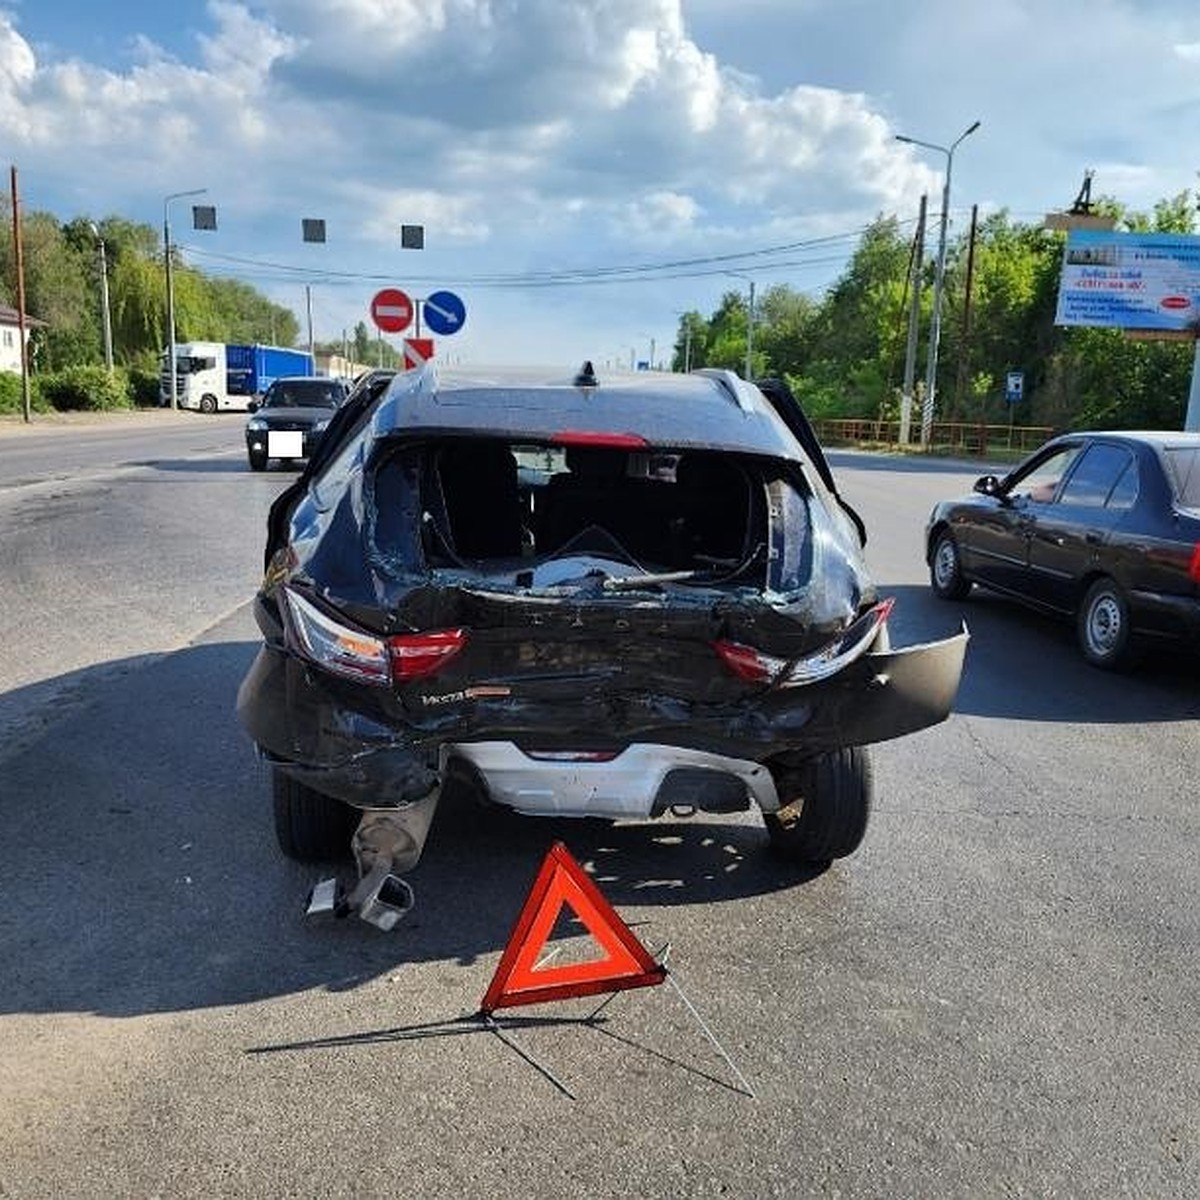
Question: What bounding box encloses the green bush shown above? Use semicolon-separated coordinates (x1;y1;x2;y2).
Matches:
0;371;46;415
36;366;133;412
128;367;162;409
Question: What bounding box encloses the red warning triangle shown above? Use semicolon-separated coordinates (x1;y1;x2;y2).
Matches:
480;842;666;1015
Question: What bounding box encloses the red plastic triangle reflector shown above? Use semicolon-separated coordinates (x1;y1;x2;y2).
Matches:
480;842;666;1015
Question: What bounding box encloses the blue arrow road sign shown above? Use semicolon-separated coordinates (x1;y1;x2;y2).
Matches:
423;290;466;336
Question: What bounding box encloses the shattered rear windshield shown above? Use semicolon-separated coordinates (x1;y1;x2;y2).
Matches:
370;437;771;579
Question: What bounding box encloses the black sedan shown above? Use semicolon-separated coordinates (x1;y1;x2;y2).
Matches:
244;376;348;471
926;430;1200;668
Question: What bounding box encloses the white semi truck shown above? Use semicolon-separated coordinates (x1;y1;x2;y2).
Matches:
160;341;315;412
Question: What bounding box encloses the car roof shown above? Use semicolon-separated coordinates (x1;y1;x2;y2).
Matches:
368;364;805;458
1055;430;1200;450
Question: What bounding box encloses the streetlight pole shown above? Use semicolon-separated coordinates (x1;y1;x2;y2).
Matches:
163;188;207;410
895;120;980;445
89;222;114;372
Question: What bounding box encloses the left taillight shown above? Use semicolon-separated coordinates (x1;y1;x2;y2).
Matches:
1190;543;1200;585
282;589;467;686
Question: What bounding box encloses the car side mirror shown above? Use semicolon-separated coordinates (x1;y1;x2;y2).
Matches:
973;474;1002;497
247;398;259;413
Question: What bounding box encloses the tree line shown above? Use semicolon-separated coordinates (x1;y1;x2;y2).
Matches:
672;190;1199;431
3;190;1197;428
0;205;406;409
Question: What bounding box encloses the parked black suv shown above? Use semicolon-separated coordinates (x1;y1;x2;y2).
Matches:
237;364;966;921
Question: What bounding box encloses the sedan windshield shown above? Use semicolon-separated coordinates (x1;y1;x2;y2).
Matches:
264;382;342;409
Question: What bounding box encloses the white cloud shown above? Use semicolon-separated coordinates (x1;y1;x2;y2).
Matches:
1;0;1198;362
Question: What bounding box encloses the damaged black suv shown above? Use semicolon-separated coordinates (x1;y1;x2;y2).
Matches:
237;363;966;922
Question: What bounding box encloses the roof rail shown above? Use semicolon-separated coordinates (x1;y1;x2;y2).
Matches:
693;368;758;414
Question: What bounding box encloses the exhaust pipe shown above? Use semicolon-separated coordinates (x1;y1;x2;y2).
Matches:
302;787;439;931
347;863;414;932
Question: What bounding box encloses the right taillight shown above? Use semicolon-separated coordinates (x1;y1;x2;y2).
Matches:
388;629;468;680
1190;543;1200;584
713;599;894;688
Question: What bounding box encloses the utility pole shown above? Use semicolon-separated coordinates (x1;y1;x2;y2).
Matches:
305;284;314;360
955;204;980;416
745;279;756;381
10;165;31;423
900;194;927;445
89;222;114;372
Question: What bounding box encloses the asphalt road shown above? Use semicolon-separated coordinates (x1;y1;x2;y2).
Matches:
0;416;1196;1198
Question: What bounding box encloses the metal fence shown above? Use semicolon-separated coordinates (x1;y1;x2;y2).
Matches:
811;418;1055;459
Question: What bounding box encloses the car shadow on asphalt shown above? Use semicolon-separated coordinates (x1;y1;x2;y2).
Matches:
128;458;303;476
0;640;823;1020
5;610;1192;1022
879;582;1200;724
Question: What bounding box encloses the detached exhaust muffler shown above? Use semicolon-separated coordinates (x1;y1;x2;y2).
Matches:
304;787;439;931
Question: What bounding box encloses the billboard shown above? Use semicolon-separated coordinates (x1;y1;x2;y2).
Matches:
1055;230;1200;332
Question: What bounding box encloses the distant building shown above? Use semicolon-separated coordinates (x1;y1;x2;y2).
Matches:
0;305;44;375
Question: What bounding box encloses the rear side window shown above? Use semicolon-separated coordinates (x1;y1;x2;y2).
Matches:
1059;444;1137;509
1162;447;1200;506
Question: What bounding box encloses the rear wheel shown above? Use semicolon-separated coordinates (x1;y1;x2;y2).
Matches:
272;768;358;861
764;748;872;866
930;528;971;600
1077;576;1135;670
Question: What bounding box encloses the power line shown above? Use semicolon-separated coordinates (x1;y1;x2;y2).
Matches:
173;218;910;291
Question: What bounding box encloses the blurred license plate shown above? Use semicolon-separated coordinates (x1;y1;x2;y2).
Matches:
268;431;304;458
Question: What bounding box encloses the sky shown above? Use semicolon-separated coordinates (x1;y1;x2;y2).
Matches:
2;0;1199;368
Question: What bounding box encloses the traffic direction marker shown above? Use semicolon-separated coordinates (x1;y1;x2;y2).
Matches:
480;842;666;1016
423;290;466;336
370;287;413;333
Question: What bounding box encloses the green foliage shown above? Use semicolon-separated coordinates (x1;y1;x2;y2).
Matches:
671;189;1200;432
128;366;162;408
36;366;132;412
0;371;45;415
0;206;303;373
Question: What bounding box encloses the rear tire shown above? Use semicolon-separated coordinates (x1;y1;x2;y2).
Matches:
1077;576;1135;670
930;528;971;600
764;748;872;865
272;768;358;862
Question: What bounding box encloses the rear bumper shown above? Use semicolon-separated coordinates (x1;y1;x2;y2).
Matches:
236;626;968;811
446;742;779;819
1130;588;1200;644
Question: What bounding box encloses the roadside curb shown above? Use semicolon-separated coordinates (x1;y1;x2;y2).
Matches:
0;410;238;436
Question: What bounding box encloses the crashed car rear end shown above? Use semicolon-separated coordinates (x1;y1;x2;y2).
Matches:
237;364;966;926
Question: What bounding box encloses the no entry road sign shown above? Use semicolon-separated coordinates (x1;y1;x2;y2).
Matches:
370;288;413;334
